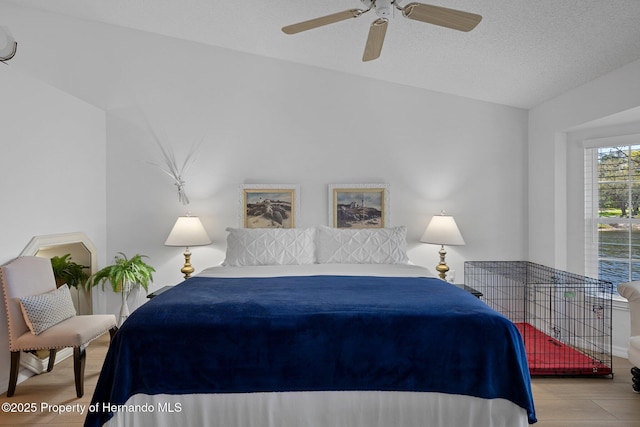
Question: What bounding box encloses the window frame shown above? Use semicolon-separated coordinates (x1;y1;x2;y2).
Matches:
584;134;640;298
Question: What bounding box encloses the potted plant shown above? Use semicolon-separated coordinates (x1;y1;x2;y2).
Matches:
50;254;90;289
86;253;155;326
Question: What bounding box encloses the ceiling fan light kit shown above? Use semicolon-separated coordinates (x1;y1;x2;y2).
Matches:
282;0;482;62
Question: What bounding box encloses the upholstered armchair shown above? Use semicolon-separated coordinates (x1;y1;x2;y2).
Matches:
0;256;117;397
618;281;640;392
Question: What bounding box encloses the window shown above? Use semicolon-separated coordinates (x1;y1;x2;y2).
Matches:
585;141;640;295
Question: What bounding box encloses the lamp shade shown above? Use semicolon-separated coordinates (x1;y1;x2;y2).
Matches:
420;214;465;246
164;216;212;247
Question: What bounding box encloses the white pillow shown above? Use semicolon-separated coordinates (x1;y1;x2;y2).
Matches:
19;284;77;335
316;225;409;264
223;227;316;266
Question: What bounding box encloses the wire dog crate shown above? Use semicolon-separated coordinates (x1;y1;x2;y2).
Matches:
464;261;613;377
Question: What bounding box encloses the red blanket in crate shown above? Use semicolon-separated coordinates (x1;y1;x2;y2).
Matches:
515;322;611;376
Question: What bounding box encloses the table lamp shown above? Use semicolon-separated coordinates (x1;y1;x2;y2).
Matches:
165;215;212;279
420;212;465;281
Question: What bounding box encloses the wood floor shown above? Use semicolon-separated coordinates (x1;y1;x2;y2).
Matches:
0;333;639;426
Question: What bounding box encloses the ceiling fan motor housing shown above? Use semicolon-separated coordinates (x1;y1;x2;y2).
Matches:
362;0;394;18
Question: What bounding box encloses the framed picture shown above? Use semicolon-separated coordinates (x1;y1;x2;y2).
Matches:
329;184;389;228
240;184;299;228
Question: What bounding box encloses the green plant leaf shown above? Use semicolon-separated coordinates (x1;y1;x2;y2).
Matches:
85;252;155;293
50;254;90;288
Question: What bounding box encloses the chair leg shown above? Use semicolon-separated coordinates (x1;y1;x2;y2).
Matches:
47;349;57;372
73;347;86;398
7;351;20;397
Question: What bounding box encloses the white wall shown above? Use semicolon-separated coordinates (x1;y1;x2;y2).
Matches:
99;31;529;292
5;0;637;378
529;59;640;355
0;68;107;391
529;59;640;268
0;2;528;297
0;3;530;390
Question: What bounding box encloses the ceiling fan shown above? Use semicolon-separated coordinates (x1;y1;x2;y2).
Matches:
282;0;482;62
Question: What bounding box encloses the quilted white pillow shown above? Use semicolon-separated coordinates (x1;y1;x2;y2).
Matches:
19;284;77;335
223;227;316;266
316;225;409;264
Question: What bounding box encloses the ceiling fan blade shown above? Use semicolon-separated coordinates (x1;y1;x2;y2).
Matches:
282;9;363;34
401;3;482;32
362;18;388;62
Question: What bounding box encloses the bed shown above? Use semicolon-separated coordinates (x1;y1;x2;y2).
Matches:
84;226;536;427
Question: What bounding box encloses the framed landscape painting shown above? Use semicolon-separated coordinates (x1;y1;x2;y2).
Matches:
240;184;299;228
329;184;389;228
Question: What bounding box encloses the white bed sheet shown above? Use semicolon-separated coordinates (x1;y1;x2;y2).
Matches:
198;262;437;279
103;263;531;427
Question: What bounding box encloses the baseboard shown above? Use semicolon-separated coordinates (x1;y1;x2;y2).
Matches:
0;348;74;394
0;367;33;395
20;347;73;374
613;344;628;359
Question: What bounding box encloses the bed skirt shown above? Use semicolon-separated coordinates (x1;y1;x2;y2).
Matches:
104;391;529;427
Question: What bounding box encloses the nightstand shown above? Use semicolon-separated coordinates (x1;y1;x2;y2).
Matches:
147;285;174;298
454;283;483;299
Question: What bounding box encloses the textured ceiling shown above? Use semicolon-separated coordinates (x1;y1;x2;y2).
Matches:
5;0;640;109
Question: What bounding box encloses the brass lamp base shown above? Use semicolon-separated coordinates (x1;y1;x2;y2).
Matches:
180;247;194;279
435;245;449;281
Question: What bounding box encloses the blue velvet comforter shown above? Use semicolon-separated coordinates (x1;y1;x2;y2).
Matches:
85;275;536;426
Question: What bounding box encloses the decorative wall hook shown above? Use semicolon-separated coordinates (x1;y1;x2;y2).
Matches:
0;26;17;63
150;140;199;206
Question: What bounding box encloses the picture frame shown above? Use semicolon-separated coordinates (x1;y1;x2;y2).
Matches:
239;184;299;228
328;184;389;228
